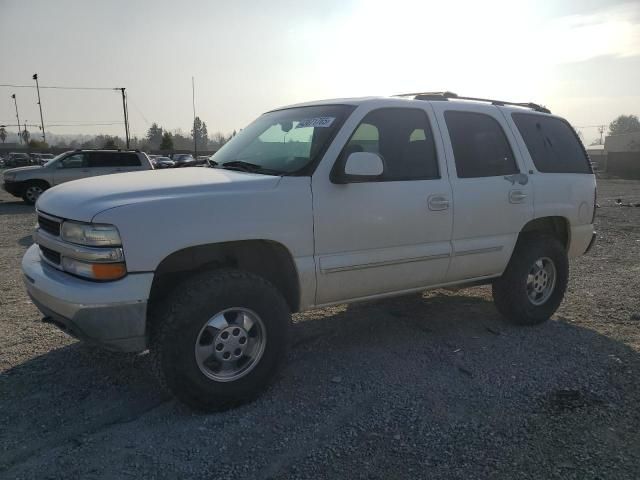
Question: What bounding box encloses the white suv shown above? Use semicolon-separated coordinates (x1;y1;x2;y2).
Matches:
3;149;153;204
22;93;596;410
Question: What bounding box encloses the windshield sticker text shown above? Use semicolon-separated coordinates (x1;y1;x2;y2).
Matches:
296;117;335;128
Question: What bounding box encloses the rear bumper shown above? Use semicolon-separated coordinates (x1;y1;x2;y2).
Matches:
22;244;153;352
568;224;596;258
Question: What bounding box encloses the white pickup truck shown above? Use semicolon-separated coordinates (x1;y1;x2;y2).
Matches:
22;92;596;410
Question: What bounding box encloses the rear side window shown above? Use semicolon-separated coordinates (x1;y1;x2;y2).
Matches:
445;111;518;178
88;152;141;167
512;113;591;173
118;153;141;166
88;152;117;167
342;108;439;181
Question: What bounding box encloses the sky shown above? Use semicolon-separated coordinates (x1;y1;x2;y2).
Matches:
1;0;639;144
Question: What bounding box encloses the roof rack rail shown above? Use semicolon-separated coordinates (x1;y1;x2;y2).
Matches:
394;91;551;114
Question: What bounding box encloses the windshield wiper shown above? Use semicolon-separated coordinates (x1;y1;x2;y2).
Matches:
218;160;282;175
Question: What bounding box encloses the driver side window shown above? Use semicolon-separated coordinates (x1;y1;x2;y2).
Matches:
59;153;86;169
340;108;440;181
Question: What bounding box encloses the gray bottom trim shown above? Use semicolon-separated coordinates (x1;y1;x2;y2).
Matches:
453;246;503;257
321;252;450;274
322;245;504;275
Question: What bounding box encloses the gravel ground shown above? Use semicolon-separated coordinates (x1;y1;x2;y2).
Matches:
1;178;639;479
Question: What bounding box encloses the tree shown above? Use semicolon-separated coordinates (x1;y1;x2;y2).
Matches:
28;139;49;149
191;117;209;150
146;123;164;149
210;131;229;149
103;138;117;149
609;115;640;136
0;127;6;143
160;131;173;150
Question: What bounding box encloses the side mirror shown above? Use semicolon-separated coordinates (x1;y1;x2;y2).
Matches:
333;152;384;183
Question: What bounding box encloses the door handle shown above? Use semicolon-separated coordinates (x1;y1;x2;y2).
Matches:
509;190;528;204
428;195;450;211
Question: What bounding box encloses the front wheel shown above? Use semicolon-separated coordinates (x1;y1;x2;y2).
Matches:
492;234;568;325
150;269;290;411
22;182;48;205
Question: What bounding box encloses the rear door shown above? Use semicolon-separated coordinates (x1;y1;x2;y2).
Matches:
52;153;91;185
431;103;533;282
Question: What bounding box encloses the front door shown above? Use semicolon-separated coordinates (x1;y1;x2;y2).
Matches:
53;152;91;185
430;103;533;281
312;105;453;305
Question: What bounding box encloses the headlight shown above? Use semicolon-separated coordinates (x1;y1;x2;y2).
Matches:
4;173;16;181
61;221;122;246
62;257;127;281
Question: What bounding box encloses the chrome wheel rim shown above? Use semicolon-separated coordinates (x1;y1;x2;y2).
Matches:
194;307;266;382
25;186;43;203
526;257;557;306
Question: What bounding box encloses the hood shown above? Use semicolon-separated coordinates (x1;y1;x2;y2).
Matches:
4;165;42;175
36;168;282;222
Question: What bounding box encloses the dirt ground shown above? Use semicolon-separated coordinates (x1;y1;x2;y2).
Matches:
1;178;639;479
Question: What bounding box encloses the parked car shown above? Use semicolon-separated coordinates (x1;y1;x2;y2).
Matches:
5;152;32;168
172;153;196;167
2;149;153;204
154;156;175;169
22;93;596;411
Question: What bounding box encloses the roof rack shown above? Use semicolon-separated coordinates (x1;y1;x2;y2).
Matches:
394;91;551;114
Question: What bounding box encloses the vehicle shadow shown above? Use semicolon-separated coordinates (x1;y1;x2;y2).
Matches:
0;198;33;216
1;289;638;478
17;234;33;247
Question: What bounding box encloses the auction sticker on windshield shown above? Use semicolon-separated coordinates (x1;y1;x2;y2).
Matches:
296;117;335;128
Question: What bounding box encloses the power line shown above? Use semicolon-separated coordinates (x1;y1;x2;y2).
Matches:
0;84;121;91
1;122;123;127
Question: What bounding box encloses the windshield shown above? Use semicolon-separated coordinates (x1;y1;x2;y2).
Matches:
210;105;353;175
44;152;69;167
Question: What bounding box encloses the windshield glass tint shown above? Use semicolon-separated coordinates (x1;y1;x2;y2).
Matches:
210;105;353;174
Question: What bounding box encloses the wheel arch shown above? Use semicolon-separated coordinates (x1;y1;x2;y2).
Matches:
25;178;51;188
518;216;570;249
147;240;301;325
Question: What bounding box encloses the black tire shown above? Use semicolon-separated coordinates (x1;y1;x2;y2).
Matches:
150;269;290;412
492;233;568;325
21;181;48;205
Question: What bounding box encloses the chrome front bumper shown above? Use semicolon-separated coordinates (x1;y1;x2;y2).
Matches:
22;244;154;352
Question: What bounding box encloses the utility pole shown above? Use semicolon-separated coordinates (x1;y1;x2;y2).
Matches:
32;74;46;143
11;94;21;144
597;125;606;145
192;76;197;158
119;88;130;149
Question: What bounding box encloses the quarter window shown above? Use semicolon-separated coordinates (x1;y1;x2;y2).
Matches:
445;111;518;178
341;108;439;181
511;113;591;174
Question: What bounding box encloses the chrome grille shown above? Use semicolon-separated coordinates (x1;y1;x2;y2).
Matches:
40;245;61;265
38;214;61;237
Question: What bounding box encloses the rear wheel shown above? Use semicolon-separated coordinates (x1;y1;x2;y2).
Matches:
22;182;48;205
492;234;568;325
150;269;290;411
